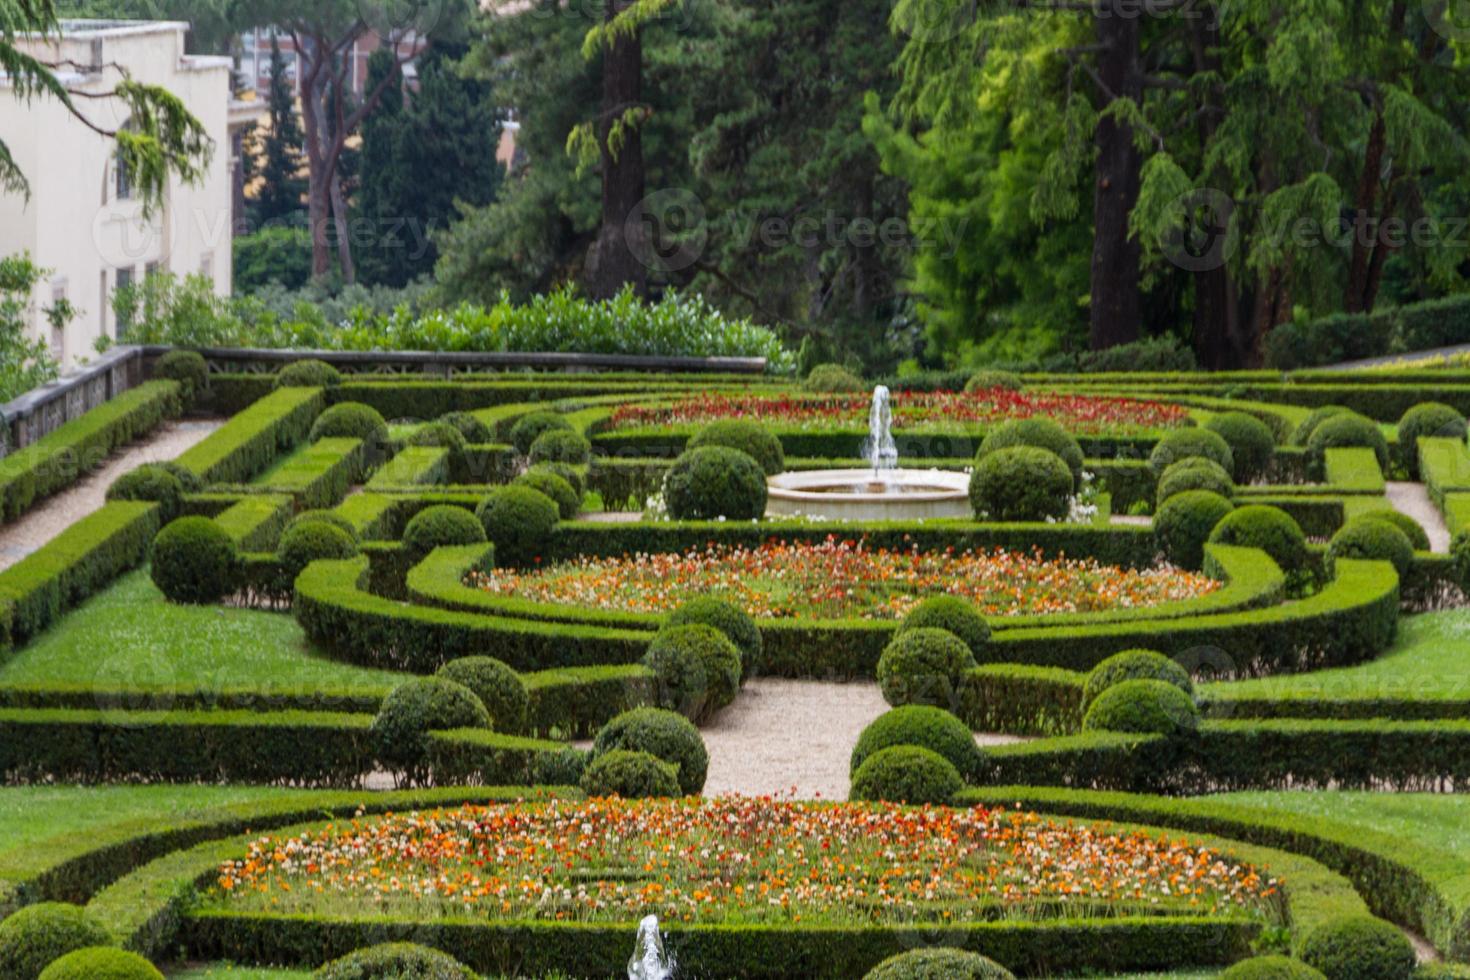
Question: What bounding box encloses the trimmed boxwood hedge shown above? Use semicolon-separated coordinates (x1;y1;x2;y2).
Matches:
0;901;111;980
849;745;964;804
976;417;1085;484
850;706;983;780
688;419;785;475
579;749;681;798
663;446;768;520
968;446;1073;522
176;387;324;485
863;948;1015;980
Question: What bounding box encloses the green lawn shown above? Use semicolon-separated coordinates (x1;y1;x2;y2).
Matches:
1214;790;1470;862
0;571;402;698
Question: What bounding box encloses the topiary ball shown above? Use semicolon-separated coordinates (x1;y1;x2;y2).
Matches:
803;363;865;392
580;750;682;798
663;446;768;521
509;411;574;455
1327;517;1414;579
1156;457;1235;506
1149;428;1235;478
976;417;1084;485
897;595;990;658
1154;489;1235;571
1207;505;1308;576
1219;957;1327;980
436;656;528;734
1292;405;1351;446
1397;402;1468;477
1299;915;1416;980
528;461;584;498
438;411;493;444
591;706;709;794
309;402;389;446
668;596;763;679
1083;649;1193;708
862;947;1017;980
1354;509;1430;552
274;358;341;388
514;468;579;520
312;941;479;980
850;745;964;805
285;509;359;542
372;677;491;774
964;371;1024;393
528;429;592;466
1307;412;1390;475
0;902;111;980
876;627;978;709
154;349;208;398
406;421;468;455
1082;678;1201;736
689;420;785;476
150;516;238;604
153;461;204;493
278;519;360;584
403;505;487;555
968;446;1073;522
1204;411;1277;483
850;706;983;781
642;624;741;721
474;486;560;568
38;948;164;980
106;464;184;521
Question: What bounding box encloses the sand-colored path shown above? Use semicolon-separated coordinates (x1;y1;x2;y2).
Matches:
1387;481;1452;554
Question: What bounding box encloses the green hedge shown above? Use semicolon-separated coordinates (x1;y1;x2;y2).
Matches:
252;437;365;508
523;665;656;739
332;493;402;540
364;445;450;489
210;495;293;552
175;387;324;484
956;664;1085;736
1321;448;1386;493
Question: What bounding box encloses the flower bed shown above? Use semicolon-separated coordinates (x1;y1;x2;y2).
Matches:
209;797;1275;925
471;538;1218;620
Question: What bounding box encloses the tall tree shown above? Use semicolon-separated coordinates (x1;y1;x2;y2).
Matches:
251;35;308;228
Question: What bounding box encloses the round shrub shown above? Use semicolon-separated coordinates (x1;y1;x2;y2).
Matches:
403;505;487;555
668;596;763;678
1083;678;1201;735
1083;649;1193;708
309;402;388;445
803;362;865;392
850;745;964;805
1207;504;1308;576
153;349;207;401
1355;509;1430;552
1219;958;1327;980
509;411;573;455
850;706;983;780
1300;915;1416;980
38;948;163;980
580;750;681;798
406;421;468;454
863;947;1016;980
154;460;203;492
876;627;978;708
278;519;359;583
1204;411;1277;483
591;707;709;794
689;419;785;475
474;486;559;568
968;446;1072;522
642;624;741;721
897;595;990;658
976;417;1084;484
372;677;490;772
528;428;591;466
1397;402;1468;477
0;902;111;980
1307;412;1390;473
150;516;238;604
274;358;340;388
313;942;478;980
106;464;183;521
437;657;528;733
663;446;768;521
1148;427;1235;478
285;509;358;541
1327;518;1414;579
528;460;583;498
1292;405;1351;446
514;469;579;520
1156;457;1234;505
438;410;492;444
1154;489;1234;570
964;370;1023;393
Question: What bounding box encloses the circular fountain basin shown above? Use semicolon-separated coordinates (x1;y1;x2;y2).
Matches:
766;468;971;521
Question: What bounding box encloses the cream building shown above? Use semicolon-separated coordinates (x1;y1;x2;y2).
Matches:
0;20;249;366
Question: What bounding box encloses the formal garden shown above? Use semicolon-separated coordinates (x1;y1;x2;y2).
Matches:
5;351;1470;980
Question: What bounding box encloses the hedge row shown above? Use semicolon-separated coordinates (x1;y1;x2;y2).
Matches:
252;437;365;508
364;445;449;489
211;494;293;551
1263;293;1470;370
957;664;1085;736
0;381;180;522
327;380;689;420
176;387;324;484
332;493;401;540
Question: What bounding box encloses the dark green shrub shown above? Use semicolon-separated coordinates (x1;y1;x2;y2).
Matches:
278;519;360;584
274;358;341;388
1148;428;1234;478
372;677;490;774
0;902;111;980
312;942;478;980
1308;413;1390;474
528;461;583;497
1397;402;1468;477
1082;679;1201;735
668;596;763;678
689;419;785;475
580;750;681;798
803;363;865;392
531;745;587;787
1327;518;1414;579
154;460;203;492
528;428;592;466
1299;915;1416;980
406;421;468;455
663;446;768;521
1083;649;1193;708
309;402;388;445
1153;489;1234;571
403;505;487;555
38;948;163;980
474;486;559;568
863;947;1016;980
153;349;207;403
1156;457;1234;505
438;411;493;443
897;595;990;657
876;627;978;708
642;624;741;721
850;745;964;805
1207;505;1308;576
976;417;1084;484
514;468;580;519
968;446;1072;522
591;706;708;794
436;656;528;734
1219;958;1327;980
1292;405;1351;446
286;509;359;541
1413;965;1470;979
509;411;573;454
150;516;238;604
850;706;983;780
963;371;1023;393
1204;411;1277;483
105;464;183;521
1354;509;1430;551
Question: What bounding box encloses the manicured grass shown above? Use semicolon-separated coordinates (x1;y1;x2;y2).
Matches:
1214;790;1470;862
0;570;402;697
167;967;308;979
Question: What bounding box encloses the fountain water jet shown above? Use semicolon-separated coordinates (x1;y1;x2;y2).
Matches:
628;914;676;980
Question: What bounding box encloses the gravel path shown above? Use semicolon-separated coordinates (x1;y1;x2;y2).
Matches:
1386;481;1452;553
0;420;222;571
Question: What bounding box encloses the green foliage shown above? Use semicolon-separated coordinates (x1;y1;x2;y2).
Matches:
509;411;574;455
309;403;389;446
0;255;60;405
436;656;528;735
862;947;1015;980
274;359;341;389
1157;457;1234;505
312;942;478;980
285;510;359;543
850;706;983;780
277;520;359;585
402;505;487;555
1083;650;1193;708
876;627;977;708
590;706;708;794
175;387;322;485
250;36;306;228
406;421;468;455
152;350;207;403
976;418;1084;484
1353;509;1430;552
474;486;559;568
803;364;866;392
1149;429;1235;479
439;411;493;444
1300;916;1416;980
688;420;785;476
372;677;491;776
849;745;963;805
1292;406;1352;447
579;749;681;798
1308;414;1390;475
641;624;741;722
897;595;990;657
36;948;162;980
1082;679;1201;736
668;596;763;678
150;516;238;605
1208;506;1309;578
1204;412;1277;483
528;461;584;498
1220;957;1327;980
968;446;1072;522
1328;518;1414;579
105;465;183;521
514;469;579;519
663;446;768;521
233;226;312;293
964;371;1023;392
528;429;591;466
1396;403;1467;477
0;902;110;980
153;460;203;493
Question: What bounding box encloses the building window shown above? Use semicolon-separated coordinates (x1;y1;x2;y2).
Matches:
99;270;107;339
145;260;161;280
115;142;132;201
199;252;214;284
48;281;67;362
115;266;135;339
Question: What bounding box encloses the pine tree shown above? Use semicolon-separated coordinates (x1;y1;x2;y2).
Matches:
252;35;308;228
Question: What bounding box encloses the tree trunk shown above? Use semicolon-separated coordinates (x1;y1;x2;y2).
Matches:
1344;112;1386;314
1088;1;1143;351
299;60;334;280
330;169;356;284
583;0;648;300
